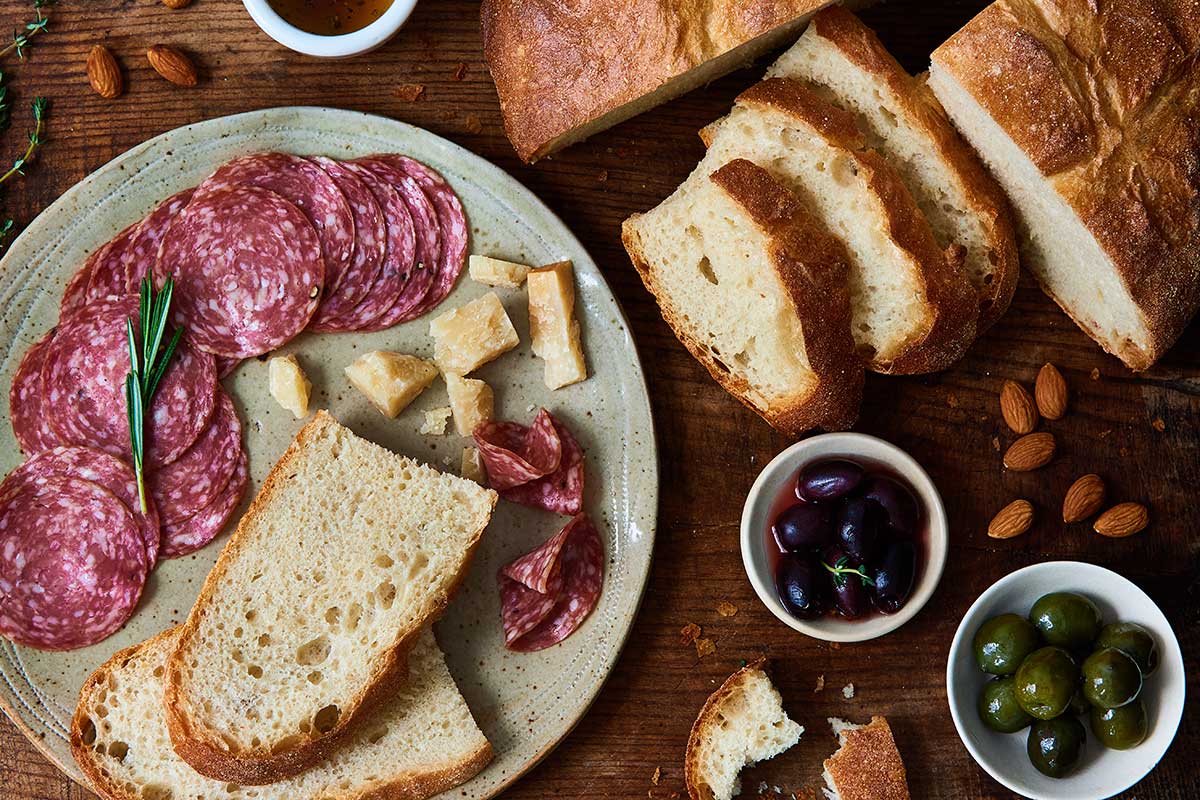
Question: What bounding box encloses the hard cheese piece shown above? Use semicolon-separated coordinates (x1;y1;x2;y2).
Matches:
429;292;520;375
462;447;487;484
469;254;531;288
528;260;587;389
344;351;438;418
268;354;312;419
420;407;452;435
445;374;495;436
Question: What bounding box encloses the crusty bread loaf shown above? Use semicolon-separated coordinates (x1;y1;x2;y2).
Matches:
164;411;497;784
822;716;909;800
929;0;1200;370
701;78;979;373
481;0;844;162
768;7;1019;333
684;660;803;800
623;158;864;436
72;627;492;800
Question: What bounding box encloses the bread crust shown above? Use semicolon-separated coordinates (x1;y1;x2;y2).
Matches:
823;716;909;800
683;659;771;800
163;411;496;785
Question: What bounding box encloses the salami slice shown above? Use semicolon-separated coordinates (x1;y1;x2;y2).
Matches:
306;157;386;330
503;521;570;595
60;261;94;318
83;221;140;304
161;448;247;558
122;188;194;293
148;390;242;525
196;153;353;300
502;416;585;516
154;184;324;358
500;514;604;652
41;296;217;467
9;331;60;455
215;356;242;379
474;410;563;491
0;474;148;650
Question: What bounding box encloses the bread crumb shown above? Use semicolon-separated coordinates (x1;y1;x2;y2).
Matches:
465;114;483;134
716;601;737;617
420;407;452;435
679;623;700;645
1119;446;1130;457
694;638;716;659
394;83;425;102
991;436;1000;451
814;674;825;692
1152;418;1166;432
946;392;959;408
1098;429;1112;439
451;62;467;81
1091;368;1101;380
842;683;855;699
651;766;661;785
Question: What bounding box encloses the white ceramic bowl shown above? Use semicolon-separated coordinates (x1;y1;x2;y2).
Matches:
242;0;419;58
740;432;948;642
947;562;1185;800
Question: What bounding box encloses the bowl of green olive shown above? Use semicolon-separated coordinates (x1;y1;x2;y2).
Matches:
947;562;1184;800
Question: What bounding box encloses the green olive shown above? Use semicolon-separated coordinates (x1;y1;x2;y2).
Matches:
1029;592;1102;650
1067;686;1090;717
1096;622;1158;676
1091;699;1149;750
978;676;1034;733
1082;647;1143;709
1027;717;1086;778
1015;647;1080;720
973;613;1042;675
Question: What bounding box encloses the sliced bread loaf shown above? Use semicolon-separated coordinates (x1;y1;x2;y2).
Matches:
684;660;803;800
164;411;497;784
623;157;864;435
72;627;492;800
823;716;910;800
700;78;978;373
767;7;1019;333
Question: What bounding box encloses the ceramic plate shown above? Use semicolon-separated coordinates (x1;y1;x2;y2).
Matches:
0;107;658;797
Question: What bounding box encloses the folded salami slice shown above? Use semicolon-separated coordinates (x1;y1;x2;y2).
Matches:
0;474;148;650
474;410;563;491
123;188;194;293
83;221;140;305
502;416;584;516
9;331;60;455
160;448;248;559
155;184;324;358
41;297;217;467
149;390;242;525
499;514;604;652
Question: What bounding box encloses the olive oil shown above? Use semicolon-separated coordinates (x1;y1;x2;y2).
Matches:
269;0;391;36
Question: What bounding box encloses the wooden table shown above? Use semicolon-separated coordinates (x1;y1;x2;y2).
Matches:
0;1;1196;797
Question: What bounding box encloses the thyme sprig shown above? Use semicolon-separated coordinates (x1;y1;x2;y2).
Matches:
125;277;183;512
822;556;876;588
0;94;45;185
0;71;10;131
1;0;52;60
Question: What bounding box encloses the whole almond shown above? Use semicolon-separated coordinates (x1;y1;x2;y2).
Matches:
86;45;123;100
162;0;192;7
989;499;1034;539
1036;363;1068;419
1063;474;1105;523
1094;503;1148;537
1003;432;1056;471
147;45;197;87
1000;380;1038;434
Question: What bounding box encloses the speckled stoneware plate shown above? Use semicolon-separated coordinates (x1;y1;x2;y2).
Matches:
0;107;657;797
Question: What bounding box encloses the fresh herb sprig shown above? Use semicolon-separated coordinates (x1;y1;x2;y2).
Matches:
0;94;46;251
0;0;52;60
0;71;10;131
125;277;183;512
822;556;876;588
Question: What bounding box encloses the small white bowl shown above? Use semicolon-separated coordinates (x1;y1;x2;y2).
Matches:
242;0;419;58
739;432;948;642
947;562;1185;800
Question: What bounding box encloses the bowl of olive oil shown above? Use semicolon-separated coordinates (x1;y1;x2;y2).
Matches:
244;0;418;57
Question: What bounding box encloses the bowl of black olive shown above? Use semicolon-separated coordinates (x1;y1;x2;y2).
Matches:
740;432;948;642
947;562;1185;800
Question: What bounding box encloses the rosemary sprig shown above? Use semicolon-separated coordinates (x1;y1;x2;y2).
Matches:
823;556;876;588
125;277;183;512
0;0;52;60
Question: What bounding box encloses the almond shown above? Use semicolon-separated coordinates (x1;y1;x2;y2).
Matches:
989;499;1034;539
1003;432;1056;471
1000;380;1038;434
1094;503;1148;538
147;44;198;87
87;45;123;100
1036;363;1068;419
1062;474;1105;523
162;0;193;7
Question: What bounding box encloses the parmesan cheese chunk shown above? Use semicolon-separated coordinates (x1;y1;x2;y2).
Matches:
420;407;452;435
461;447;487;485
469;255;531;288
528;260;588;389
429;292;520;375
445;374;494;437
268;354;312;419
344;351;438;418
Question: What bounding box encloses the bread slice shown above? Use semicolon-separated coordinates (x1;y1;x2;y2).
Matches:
684;660;803;800
72;627;492;800
623;157;864;436
822;716;909;800
766;7;1018;333
164;411;497;784
700;78;978;373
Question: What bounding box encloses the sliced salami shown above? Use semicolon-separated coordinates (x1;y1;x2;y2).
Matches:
60;261;94;318
41;296;217;467
148;390;242;525
503;520;570;595
306;157;386;330
122;188;194;293
0;474;148;650
9;331;59;455
215;356;242;379
474;410;563;491
154;184;324;358
161;448;247;558
83;221;140;304
502;415;585;516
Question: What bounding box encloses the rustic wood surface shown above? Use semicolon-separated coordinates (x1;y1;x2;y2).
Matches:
0;1;1196;798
